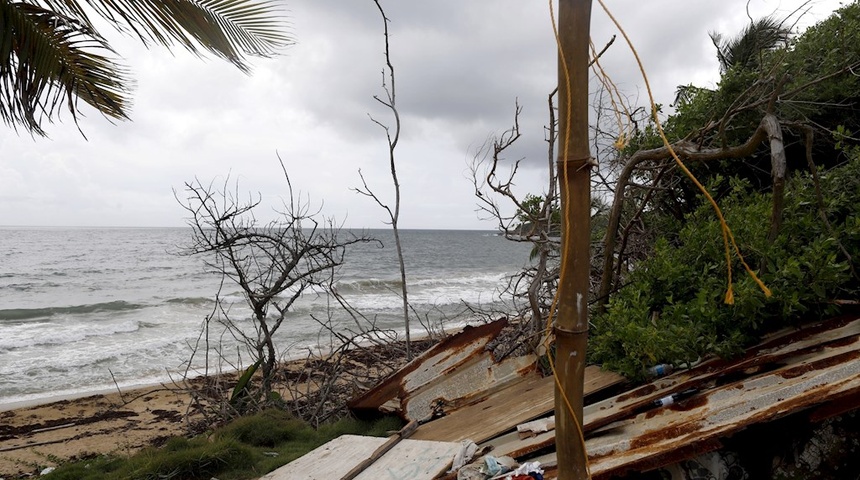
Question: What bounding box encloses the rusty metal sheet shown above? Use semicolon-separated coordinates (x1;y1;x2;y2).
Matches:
582;314;860;434
476;316;860;468
349;319;544;422
469;315;860;479
404;352;538;423
581;316;860;479
482;428;556;459
349;319;507;415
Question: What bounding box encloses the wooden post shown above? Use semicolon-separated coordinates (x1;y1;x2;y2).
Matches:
554;0;592;478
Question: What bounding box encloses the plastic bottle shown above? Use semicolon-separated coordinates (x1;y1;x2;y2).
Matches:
650;388;698;408
646;363;674;377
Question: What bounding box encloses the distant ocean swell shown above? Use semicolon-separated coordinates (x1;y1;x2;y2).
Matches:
0;300;143;322
0;228;532;406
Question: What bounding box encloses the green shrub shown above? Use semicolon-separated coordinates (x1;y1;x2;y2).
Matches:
216;409;309;447
590;156;860;379
106;437;257;480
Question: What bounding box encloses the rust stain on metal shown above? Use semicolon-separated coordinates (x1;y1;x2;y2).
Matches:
348;319;508;415
779;349;860;379
668;394;709;412
809;389;860;422
591;438;724;480
617;384;656;403
584;316;860;478
628;420;703;449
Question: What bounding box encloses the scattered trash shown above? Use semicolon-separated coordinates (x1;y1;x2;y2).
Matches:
483;455;516;476
646;363;674;377
648;388;699;410
39;467;55;476
516;416;555;439
449;439;479;472
501;460;544;480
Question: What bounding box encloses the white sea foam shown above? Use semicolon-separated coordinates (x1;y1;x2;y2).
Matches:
0;227;533;406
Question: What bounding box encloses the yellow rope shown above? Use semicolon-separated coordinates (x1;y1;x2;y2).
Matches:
589;40;632;150
543;0;773;476
595;0;772;302
546;1;592;478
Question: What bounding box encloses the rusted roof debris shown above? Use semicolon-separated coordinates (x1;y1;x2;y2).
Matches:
348;319;541;422
342;314;860;479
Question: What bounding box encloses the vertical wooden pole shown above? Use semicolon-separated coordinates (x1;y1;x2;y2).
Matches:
554;0;592;478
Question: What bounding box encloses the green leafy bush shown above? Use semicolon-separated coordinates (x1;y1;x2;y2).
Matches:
590;155;860;379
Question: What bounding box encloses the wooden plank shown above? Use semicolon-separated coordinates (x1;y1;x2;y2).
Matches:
411;365;624;444
341;421;418;480
261;434;459;480
484;429;556;459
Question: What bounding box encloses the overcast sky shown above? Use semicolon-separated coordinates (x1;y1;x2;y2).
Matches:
0;0;845;229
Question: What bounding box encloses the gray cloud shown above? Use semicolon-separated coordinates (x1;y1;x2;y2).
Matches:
0;0;844;229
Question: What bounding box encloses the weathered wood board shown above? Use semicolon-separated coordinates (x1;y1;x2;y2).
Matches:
411;365;624;444
260;434;459;480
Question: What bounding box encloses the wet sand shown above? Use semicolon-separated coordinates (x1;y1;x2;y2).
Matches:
0;382;201;477
0;338;427;478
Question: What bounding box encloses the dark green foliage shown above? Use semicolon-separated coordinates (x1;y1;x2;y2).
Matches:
594;6;860;381
229;359;262;413
116;437;256;480
41;410;404;480
625;3;860;221
590;156;860;379
216;409;309;447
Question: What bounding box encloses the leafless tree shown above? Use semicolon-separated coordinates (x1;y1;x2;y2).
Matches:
470;95;563;350
354;0;414;360
176;158;370;415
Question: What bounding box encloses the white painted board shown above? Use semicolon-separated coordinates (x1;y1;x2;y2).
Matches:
261;434;459;480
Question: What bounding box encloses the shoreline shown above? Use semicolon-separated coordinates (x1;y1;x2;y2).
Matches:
0;381;200;478
0;336;433;478
0;378;183;413
0;323;453;414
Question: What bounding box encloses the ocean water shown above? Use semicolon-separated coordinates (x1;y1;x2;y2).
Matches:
0;227;531;407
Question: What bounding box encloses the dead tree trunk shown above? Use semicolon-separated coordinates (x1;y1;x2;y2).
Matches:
763;113;786;242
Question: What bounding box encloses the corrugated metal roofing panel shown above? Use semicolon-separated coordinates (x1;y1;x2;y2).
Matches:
531;315;860;479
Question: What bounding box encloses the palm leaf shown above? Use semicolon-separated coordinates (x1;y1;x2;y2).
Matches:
0;1;129;135
0;0;290;135
710;16;791;73
46;0;292;72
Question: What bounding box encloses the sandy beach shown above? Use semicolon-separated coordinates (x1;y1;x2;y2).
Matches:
0;382;202;477
0;338;427;478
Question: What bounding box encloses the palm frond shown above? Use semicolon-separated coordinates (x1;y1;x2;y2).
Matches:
0;0;290;135
710;16;791;73
0;1;130;135
48;0;292;72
